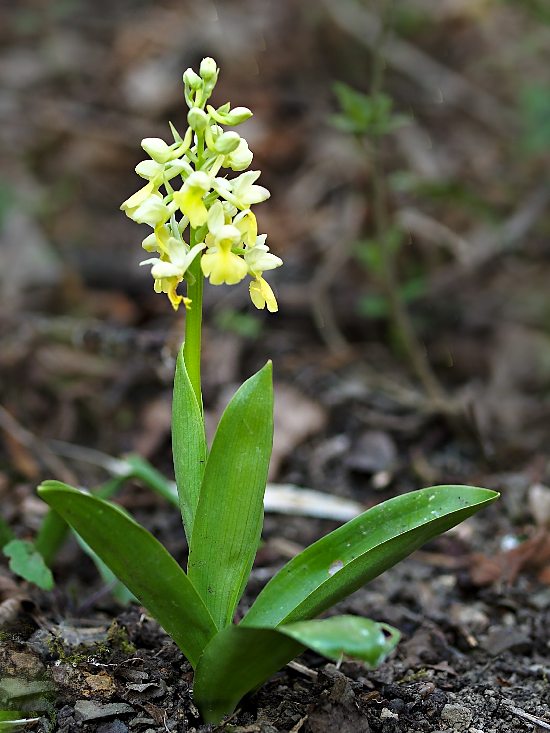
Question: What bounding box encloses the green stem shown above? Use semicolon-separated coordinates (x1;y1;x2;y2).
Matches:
183;227;204;410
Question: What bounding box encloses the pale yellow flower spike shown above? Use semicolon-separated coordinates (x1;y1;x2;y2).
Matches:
122;57;282;312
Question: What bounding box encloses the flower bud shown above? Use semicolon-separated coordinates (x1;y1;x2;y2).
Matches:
183;68;203;90
224;106;253;125
187;107;209;132
214;131;241;154
141;138;174;164
207;105;253;126
225;138;253;171
199;57;218;81
135;159;163;179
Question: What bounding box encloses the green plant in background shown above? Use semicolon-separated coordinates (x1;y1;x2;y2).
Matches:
331;79;447;402
1;468;140;595
331;83;408;137
519;84;550;155
331;0;451;406
37;59;498;724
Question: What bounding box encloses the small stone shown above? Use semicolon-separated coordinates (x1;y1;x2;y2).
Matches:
346;430;397;474
6;651;45;677
83;671;116;696
451;604;489;632
97;721;129;733
440;703;474;732
380;707;399;719
530;587;550;610
387;699;406;714
482;626;530;655
74;701;134;721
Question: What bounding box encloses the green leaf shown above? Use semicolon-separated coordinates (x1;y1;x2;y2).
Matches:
37;481;216;667
3;540;54;591
243;486;498;627
193;615;399;723
331;84;398;136
0;517;14;549
281;615;400;666
520;84;550;154
0;710;27;726
188;362;273;629
193;625;303;723
73;533;135;605
172;346;207;540
358;294;389;319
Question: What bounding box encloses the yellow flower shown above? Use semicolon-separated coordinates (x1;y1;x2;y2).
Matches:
129;194;170;226
154;274;186;310
141;238;205;310
244;236;282;275
201;224;248;285
173;171;211;228
230;171;270;207
234;209;257;246
249;276;278;312
120;181;155;214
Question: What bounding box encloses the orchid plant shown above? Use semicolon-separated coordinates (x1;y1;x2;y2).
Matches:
38;59;498;724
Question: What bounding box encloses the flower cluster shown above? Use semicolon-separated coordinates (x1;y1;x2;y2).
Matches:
121;57;282;312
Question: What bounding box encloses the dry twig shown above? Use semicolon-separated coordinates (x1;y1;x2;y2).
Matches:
0;405;77;485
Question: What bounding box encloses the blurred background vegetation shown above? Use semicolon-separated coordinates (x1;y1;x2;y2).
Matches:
2;0;550;496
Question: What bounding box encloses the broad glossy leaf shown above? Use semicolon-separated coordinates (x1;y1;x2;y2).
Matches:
193;624;303;723
193;615;399;723
37;481;216;667
244;486;498;627
172;347;207;540
73;533;135;605
188;362;273;629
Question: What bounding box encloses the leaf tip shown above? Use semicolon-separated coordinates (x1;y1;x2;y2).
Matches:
37;480;58;497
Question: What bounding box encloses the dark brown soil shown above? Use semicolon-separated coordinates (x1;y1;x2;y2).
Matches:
2;504;549;733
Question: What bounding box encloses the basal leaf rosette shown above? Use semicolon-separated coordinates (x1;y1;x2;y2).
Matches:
121;57;281;312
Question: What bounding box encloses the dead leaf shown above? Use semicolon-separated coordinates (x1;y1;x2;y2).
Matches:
270;383;327;479
2;430;40;479
469;529;550;585
133;395;171;458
